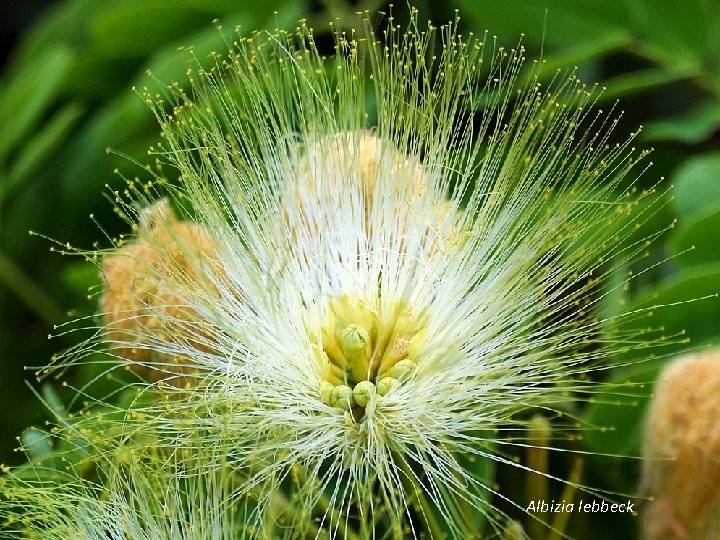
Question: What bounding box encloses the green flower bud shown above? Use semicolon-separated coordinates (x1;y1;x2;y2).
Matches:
341;324;369;353
320;381;334;405
353;380;376;407
376;377;396;396
341;324;372;383
330;384;355;410
388;359;417;380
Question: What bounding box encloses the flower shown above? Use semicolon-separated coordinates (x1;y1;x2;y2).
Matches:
641;350;720;540
99;198;218;378
0;438;242;539
19;10;661;539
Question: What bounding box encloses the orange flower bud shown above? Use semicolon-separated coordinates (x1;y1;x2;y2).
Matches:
641;350;720;539
99;199;217;379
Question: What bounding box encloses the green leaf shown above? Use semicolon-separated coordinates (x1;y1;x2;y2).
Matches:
40;383;67;421
522;30;632;84
598;68;697;102
414;447;497;538
458;0;712;102
643;101;720;144
88;0;304;59
584;363;660;456
136;0;308;94
59;260;102;299
4;0;99;74
598;263;629;323
672;152;720;220
0;44;75;164
461;449;496;535
0;250;65;325
668;201;720;268
611;264;720;365
1;102;85;204
455;0;630;50
89;3;216;58
59;2;307;210
628;0;710;68
20;428;52;461
58;92;152;206
62;55;141;98
136;14;250;96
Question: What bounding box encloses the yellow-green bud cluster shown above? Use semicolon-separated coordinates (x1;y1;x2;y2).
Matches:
314;296;425;412
320;376;403;411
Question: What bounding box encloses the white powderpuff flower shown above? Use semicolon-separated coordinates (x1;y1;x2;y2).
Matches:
48;11;665;539
0;446;241;539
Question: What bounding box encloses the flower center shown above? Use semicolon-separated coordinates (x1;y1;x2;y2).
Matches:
314;296;425;411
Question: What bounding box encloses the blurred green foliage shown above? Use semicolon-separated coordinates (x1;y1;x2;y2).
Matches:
2;1;720;538
0;0;390;472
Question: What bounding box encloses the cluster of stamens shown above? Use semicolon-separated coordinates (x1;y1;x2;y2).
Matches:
314;296;425;414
